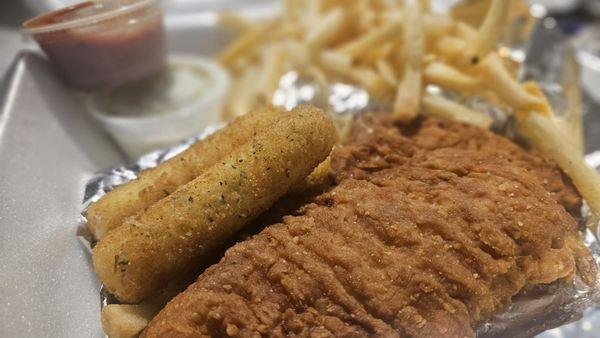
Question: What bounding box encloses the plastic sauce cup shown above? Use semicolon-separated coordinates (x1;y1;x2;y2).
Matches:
86;55;230;159
22;0;166;90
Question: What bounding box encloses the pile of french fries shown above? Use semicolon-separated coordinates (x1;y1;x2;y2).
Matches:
219;0;600;229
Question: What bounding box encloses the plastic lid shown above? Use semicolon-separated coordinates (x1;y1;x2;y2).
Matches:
22;0;159;34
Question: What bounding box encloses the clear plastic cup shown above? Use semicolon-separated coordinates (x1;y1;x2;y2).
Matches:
86;55;230;158
22;0;166;90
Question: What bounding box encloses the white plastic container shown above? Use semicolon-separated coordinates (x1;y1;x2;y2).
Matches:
87;55;230;158
22;0;167;90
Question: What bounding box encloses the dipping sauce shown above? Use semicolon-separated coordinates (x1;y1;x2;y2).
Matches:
93;61;215;118
22;0;166;90
86;56;230;158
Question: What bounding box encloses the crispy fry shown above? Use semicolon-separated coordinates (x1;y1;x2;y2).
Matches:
376;58;398;86
464;0;511;65
93;105;337;302
424;13;455;43
219;12;254;34
394;0;424;122
257;46;287;102
455;21;478;42
226;66;261;117
451;0;491;27
218;21;276;68
349;67;392;99
306;66;330;107
516;112;600;230
517;82;600;227
356;42;394;65
102;305;154;338
336;19;402;58
418;0;431;12
319;50;353;75
281;40;311;69
477;53;541;111
435;36;468;61
424;61;479;92
305;7;346;49
85;106;285;239
101;279;188;338
422;91;493;128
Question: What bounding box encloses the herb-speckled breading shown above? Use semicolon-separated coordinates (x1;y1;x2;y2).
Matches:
92;105;337;303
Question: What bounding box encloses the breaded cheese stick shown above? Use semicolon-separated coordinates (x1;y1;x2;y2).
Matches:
93;105;337;303
85;106;284;239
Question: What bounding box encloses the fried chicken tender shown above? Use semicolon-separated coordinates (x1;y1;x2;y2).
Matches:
86;106;285;239
93;105;337;303
143;115;595;337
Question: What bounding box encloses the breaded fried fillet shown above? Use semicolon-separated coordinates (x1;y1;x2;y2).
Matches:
332;114;582;213
143;115;595;337
93;105;336;303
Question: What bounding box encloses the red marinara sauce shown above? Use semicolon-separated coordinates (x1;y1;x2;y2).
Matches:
22;0;166;90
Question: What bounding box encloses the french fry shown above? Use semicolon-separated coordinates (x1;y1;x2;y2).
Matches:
376;58;398;86
418;0;431;13
305;8;346;49
336;19;402;58
517;111;600;231
422;92;493;128
435;36;468;61
516;82;600;229
357;42;394;65
424;14;455;43
305;66;330;107
455;21;478;42
281;40;311;69
218;21;276;68
319;50;354;75
219;12;254;35
102;304;155;338
227;66;261;117
268;21;304;42
451;0;491;27
350;67;392;99
424;61;479;93
394;0;424;122
464;0;511;65
307;0;323;17
477;53;541;111
257;46;287;103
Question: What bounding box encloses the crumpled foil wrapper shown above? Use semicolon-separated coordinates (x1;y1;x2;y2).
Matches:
79;20;600;338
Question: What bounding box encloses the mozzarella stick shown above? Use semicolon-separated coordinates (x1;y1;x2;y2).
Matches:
93;105;337;303
85;106;285;240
